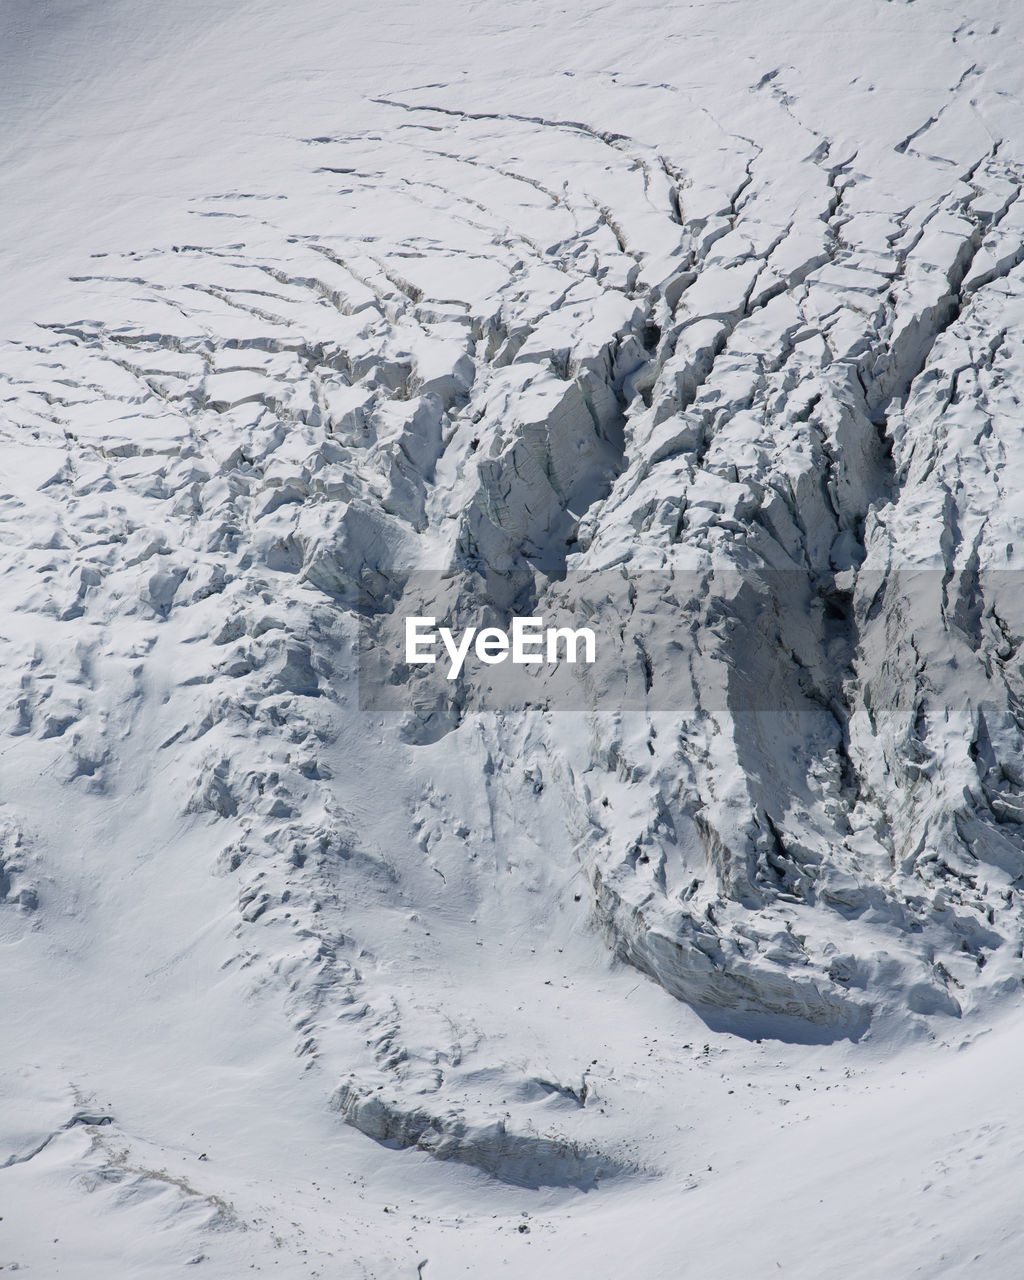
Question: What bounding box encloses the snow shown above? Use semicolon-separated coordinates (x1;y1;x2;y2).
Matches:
3;0;1024;1275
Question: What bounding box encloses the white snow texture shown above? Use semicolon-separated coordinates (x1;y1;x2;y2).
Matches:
2;1;1024;1276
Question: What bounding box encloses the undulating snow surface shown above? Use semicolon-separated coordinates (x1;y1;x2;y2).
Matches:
3;1;1024;1275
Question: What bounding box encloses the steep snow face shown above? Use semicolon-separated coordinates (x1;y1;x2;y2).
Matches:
4;0;1024;1274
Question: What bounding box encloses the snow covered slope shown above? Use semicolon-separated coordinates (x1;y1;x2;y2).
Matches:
3;1;1024;1276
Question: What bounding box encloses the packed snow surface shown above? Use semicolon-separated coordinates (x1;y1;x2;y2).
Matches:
3;0;1024;1275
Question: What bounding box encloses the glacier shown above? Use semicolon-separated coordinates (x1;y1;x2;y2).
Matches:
2;1;1024;1276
